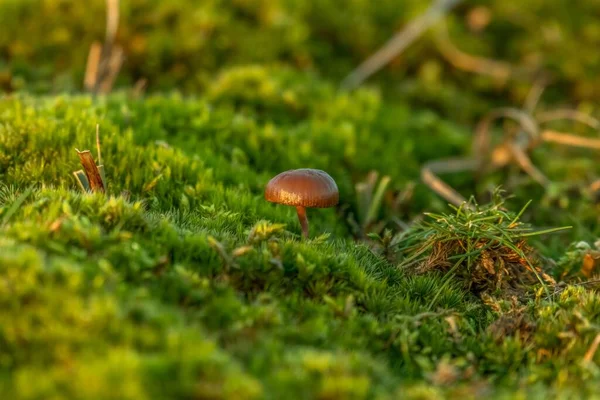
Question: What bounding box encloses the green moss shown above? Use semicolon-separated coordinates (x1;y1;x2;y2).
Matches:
0;66;599;397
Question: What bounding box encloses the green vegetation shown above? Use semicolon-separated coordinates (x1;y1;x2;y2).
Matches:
3;0;600;117
2;1;600;399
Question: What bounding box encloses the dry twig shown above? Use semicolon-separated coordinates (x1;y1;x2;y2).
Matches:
423;96;600;206
84;0;123;94
421;158;477;208
341;0;463;89
583;334;600;363
73;124;106;193
434;21;515;82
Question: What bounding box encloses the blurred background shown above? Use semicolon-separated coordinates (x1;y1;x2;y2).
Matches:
2;0;600;122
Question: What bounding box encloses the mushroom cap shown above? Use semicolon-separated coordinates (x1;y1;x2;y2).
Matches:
265;169;339;208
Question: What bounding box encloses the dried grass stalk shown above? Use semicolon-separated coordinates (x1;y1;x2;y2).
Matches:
76;150;105;193
84;42;102;91
341;0;463;89
541;130;600;151
421;158;477;208
84;0;122;94
99;45;123;94
435;21;514;82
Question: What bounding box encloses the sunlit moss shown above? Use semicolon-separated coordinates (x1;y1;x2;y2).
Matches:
1;67;600;398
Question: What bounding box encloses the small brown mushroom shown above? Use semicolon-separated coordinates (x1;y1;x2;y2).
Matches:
265;169;339;238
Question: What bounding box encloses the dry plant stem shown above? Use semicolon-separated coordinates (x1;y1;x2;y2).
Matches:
536;109;600;151
422;107;545;205
98;0;119;80
537;109;600;130
583;333;600;363
421;158;478;208
105;0;119;45
96;124;102;165
296;206;309;238
474;108;540;161
84;42;102;90
341;0;463;89
423;79;600;203
86;0;121;94
132;78;148;97
99;46;124;94
425;158;479;174
507;142;550;186
524;76;548;114
121;190;131;201
76;150;105;193
434;21;514;82
96;124;107;185
472;108;549;184
541;130;600;151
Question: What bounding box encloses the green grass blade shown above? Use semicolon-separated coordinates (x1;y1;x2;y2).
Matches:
364;175;391;227
1;184;34;227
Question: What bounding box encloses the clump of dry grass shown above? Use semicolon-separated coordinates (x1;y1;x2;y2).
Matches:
419;236;542;297
398;190;567;300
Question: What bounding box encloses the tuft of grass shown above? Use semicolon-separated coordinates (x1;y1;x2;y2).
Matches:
398;190;570;300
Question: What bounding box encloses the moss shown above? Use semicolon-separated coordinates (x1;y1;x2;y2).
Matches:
2;0;600;390
0;75;599;398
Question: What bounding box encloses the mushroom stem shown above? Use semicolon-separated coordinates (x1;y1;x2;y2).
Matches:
296;206;309;239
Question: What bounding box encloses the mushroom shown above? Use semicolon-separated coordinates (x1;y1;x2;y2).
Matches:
265;169;339;238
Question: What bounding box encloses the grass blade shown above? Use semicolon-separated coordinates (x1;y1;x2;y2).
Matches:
1;184;34;227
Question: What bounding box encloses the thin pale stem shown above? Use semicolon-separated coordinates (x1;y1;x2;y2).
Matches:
96;124;102;165
541;130;600;151
435;20;514;81
341;0;462;89
508;142;551;187
421;162;473;209
524;75;548;113
537;109;600;130
296;206;309;239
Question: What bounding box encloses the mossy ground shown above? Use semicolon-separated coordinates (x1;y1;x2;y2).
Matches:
2;1;600;399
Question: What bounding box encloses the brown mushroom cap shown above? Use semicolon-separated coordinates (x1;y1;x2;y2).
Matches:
265;169;339;208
